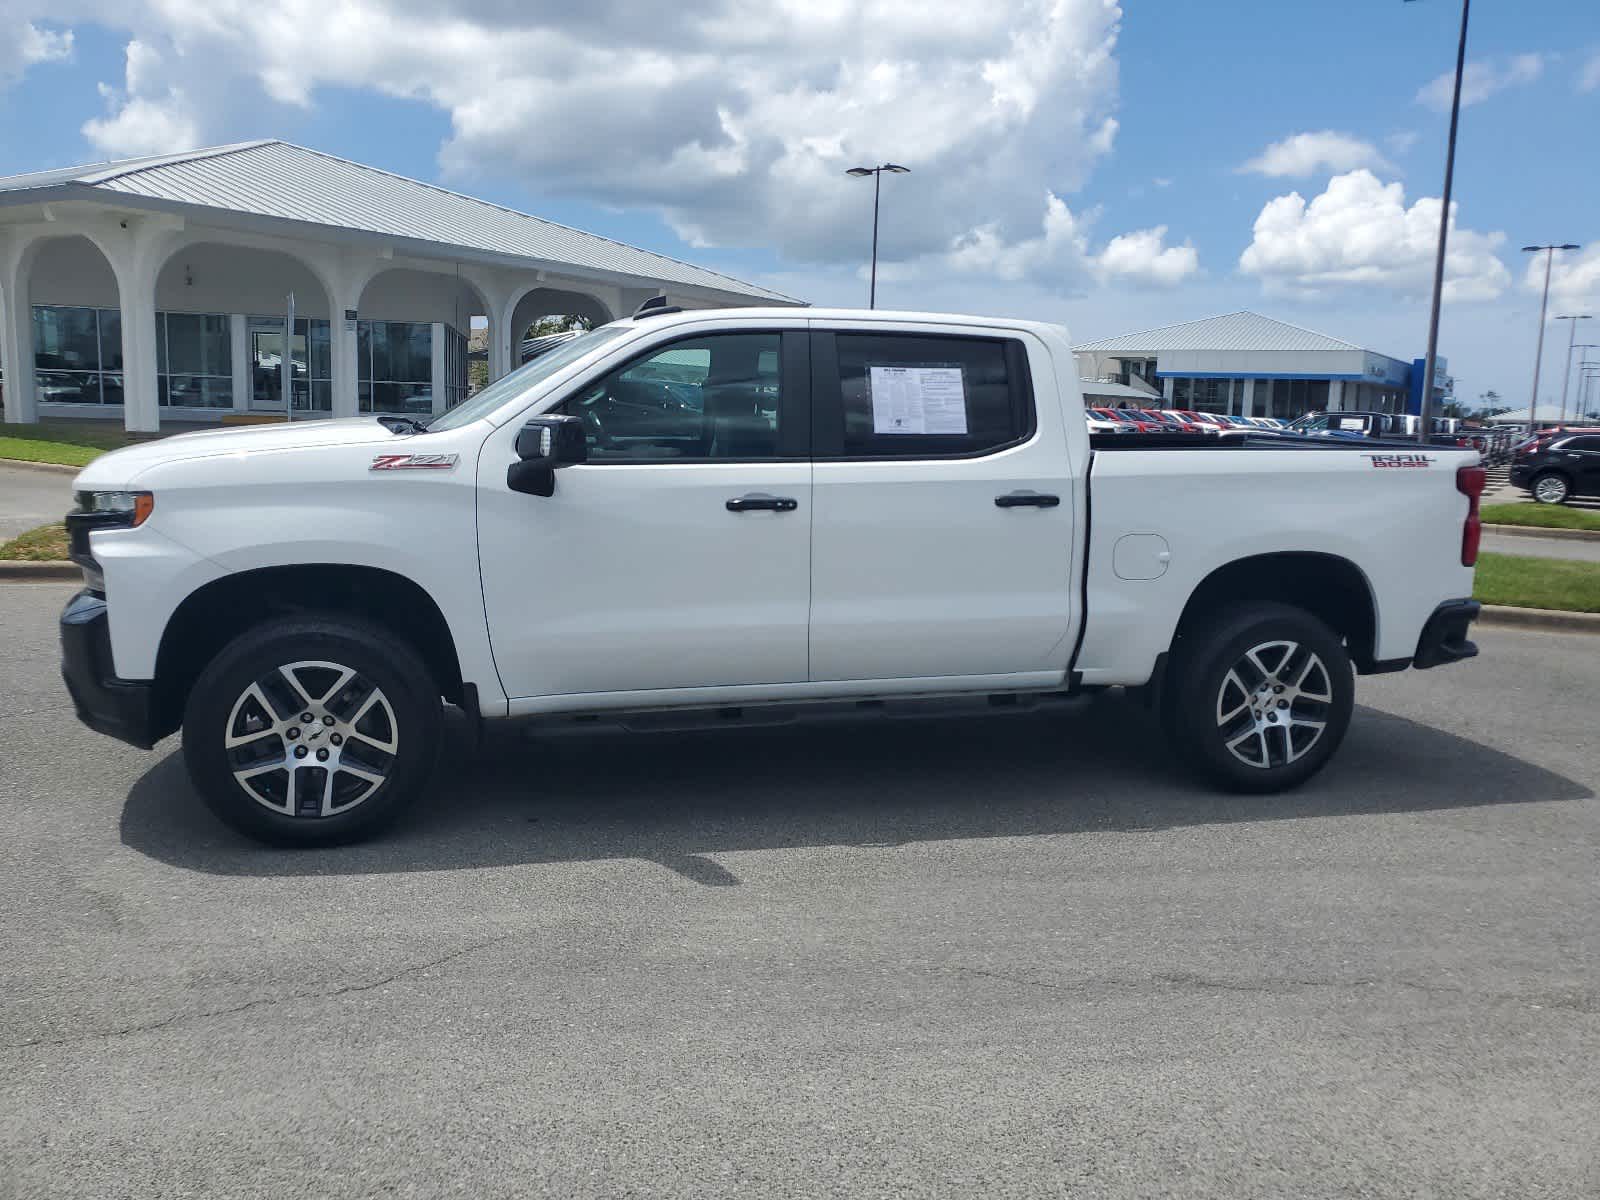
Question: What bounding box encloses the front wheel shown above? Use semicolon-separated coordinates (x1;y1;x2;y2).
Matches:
182;616;442;846
1532;472;1571;505
1166;603;1354;793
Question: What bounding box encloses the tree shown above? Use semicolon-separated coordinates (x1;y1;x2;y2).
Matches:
524;313;594;339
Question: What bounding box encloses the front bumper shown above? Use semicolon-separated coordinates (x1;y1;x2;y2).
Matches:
1509;465;1531;488
1412;598;1480;670
60;590;161;749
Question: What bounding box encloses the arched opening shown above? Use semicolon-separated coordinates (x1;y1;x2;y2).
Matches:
27;235;123;418
155;243;332;416
356;267;486;415
508;287;614;365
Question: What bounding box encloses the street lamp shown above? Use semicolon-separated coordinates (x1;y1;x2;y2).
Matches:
1521;243;1581;414
1406;0;1471;442
846;163;911;309
1555;318;1594;426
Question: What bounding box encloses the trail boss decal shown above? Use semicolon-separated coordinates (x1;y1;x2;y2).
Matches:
1362;453;1435;469
370;453;459;472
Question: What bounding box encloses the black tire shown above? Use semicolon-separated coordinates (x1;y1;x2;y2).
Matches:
182;615;442;846
1531;472;1571;505
1164;603;1354;794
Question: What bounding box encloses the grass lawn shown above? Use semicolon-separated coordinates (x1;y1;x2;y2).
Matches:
1474;552;1600;613
1481;503;1600;532
0;420;150;468
0;522;69;562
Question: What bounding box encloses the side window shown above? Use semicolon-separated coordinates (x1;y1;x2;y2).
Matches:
557;332;783;461
1563;436;1600;452
831;333;1032;458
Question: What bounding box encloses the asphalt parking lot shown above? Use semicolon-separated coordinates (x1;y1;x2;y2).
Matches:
2;582;1596;1199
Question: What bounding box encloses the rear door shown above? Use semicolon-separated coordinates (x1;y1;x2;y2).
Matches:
1559;435;1600;494
806;323;1076;683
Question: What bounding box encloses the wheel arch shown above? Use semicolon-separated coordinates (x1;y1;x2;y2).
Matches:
1173;551;1380;673
152;564;465;739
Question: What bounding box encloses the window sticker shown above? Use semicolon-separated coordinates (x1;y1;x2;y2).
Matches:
868;365;968;435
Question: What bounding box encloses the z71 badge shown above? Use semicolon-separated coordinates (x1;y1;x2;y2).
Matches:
1361;453;1434;469
370;453;459;472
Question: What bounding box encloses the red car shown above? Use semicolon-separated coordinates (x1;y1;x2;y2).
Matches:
1138;408;1209;433
1091;406;1165;433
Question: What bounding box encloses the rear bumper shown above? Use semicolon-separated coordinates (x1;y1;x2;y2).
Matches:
1412;598;1480;670
60;590;161;749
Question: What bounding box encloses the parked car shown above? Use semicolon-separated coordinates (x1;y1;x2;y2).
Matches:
1089;406;1161;433
62;304;1485;846
1509;433;1600;504
1086;413;1136;434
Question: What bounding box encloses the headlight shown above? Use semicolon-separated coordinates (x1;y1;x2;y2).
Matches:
73;490;155;527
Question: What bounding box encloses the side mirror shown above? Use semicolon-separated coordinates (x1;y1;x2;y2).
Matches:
508;415;587;497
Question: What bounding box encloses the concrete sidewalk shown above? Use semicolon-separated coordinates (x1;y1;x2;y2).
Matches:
0;462;73;540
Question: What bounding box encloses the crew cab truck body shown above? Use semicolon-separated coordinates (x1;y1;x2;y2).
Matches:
62;306;1485;845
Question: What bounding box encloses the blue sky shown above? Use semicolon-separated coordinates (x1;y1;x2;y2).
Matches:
3;1;1598;409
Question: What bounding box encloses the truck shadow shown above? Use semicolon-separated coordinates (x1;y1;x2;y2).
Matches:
119;695;1592;884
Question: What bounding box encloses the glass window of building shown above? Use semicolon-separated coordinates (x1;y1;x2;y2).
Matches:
158;312;232;408
32;305;123;405
359;320;434;414
249;316;332;412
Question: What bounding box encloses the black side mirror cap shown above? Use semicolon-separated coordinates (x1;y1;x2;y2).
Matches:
515;414;587;464
508;415;587;497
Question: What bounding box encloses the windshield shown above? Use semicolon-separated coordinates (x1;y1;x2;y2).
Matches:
424;324;633;433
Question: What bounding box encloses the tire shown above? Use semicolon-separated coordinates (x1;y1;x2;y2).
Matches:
1531;472;1571;505
182;615;442;846
1165;603;1354;794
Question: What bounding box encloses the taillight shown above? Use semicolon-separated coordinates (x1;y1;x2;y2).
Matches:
1457;464;1486;567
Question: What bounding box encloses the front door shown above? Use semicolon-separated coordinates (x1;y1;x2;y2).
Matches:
478;327;813;701
806;325;1076;682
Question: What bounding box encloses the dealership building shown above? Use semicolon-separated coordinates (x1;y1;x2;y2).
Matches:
0;140;795;432
1074;311;1450;421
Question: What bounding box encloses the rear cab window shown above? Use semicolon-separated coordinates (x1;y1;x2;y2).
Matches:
811;330;1036;459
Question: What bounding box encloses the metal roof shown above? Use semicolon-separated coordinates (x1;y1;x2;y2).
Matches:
0;140;798;304
1076;311;1365;354
1080;379;1163;401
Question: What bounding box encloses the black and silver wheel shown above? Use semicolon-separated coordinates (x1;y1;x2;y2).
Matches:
183;617;441;846
1167;603;1354;793
1532;472;1570;505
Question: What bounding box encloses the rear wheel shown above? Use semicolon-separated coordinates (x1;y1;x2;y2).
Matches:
182;616;442;846
1532;472;1571;505
1166;603;1354;793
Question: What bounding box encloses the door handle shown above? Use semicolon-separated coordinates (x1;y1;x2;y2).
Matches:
726;493;799;513
995;491;1060;509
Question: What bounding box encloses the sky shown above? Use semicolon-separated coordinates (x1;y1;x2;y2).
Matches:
2;0;1598;411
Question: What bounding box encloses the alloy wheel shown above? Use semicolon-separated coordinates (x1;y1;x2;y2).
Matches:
1214;640;1333;770
223;660;399;818
1534;475;1568;504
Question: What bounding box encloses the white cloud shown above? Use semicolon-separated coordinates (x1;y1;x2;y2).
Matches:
1579;52;1600;93
1385;130;1420;155
1094;225;1198;287
936;193;1198;289
1528;244;1600;311
1241;131;1392;179
81;41;197;158
0;21;72;87
21;0;1145;287
1417;53;1544;111
1239;169;1509;301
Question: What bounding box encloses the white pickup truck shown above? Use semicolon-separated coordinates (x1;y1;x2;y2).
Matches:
62;304;1486;845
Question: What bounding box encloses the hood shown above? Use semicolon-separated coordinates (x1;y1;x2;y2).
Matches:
74;418;399;488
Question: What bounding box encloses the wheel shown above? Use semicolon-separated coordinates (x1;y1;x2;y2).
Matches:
182;616;442;846
1532;472;1571;505
1165;603;1354;793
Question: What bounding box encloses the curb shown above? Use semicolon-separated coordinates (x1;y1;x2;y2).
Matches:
0;458;80;475
1483;522;1600;544
0;561;78;582
1477;604;1600;635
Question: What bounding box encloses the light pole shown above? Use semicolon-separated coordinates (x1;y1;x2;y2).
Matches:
1407;0;1470;443
845;163;910;309
1555;318;1593;426
1521;243;1581;415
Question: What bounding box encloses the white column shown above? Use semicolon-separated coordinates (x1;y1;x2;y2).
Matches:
229;314;250;413
330;295;361;419
1161;376;1175;407
0;235;37;425
1326;379;1344;412
430;322;447;417
114;263;161;433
